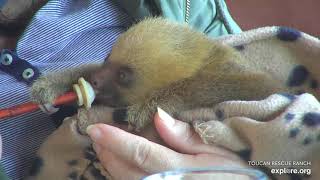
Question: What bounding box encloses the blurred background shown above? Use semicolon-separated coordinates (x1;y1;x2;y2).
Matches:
226;0;320;36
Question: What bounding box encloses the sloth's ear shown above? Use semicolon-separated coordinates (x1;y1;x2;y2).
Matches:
104;53;110;63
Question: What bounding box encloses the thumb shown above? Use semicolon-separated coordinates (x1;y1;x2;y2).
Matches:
155;107;239;158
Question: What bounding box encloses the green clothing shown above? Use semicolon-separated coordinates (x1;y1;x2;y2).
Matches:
0;164;9;180
115;0;241;37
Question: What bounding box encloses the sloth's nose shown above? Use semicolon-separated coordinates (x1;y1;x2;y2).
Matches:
89;73;104;90
92;80;99;88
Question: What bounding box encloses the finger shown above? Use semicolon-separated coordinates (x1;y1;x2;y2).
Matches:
87;124;185;173
93;143;146;180
94;143;247;176
155;107;242;159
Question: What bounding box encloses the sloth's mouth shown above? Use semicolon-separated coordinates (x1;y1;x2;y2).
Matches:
94;94;122;107
97;94;112;99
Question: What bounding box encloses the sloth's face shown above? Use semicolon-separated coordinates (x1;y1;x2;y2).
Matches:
88;18;209;106
88;60;135;107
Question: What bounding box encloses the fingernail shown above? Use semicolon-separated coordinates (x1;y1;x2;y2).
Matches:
86;125;101;141
93;143;101;153
157;107;175;127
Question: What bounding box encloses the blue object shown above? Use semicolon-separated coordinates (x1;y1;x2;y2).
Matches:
303;137;313;145
0;0;6;8
236;149;252;161
277;27;301;41
287;65;309;87
285;113;295;123
0;49;40;85
289;128;300;138
303;112;320;127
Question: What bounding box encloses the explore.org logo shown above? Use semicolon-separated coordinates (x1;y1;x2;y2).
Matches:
248;160;312;176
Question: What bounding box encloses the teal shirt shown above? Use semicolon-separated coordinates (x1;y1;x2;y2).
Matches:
114;0;241;37
0;164;9;180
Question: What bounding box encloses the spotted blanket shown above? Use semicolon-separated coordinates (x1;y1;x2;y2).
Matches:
211;26;320;180
28;27;320;180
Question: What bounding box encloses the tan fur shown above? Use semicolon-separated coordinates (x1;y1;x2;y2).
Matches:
29;18;311;180
31;17;295;131
27;106;162;180
104;18;294;130
31;64;101;104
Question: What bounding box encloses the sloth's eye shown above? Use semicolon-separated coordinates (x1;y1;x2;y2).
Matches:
119;71;126;80
117;67;133;87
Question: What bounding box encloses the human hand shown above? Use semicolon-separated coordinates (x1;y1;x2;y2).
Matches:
86;108;247;180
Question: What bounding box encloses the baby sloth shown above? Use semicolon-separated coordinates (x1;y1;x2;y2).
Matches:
32;18;292;133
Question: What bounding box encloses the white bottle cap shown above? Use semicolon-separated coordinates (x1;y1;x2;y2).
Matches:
73;77;95;109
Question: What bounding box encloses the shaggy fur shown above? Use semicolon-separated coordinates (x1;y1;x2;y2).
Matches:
31;18;297;132
28;18;320;179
